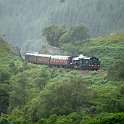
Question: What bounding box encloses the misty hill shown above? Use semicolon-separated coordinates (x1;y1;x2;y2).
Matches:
0;0;124;49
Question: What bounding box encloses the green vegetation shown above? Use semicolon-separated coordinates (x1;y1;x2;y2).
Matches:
59;33;124;70
42;24;67;47
0;0;124;123
42;24;89;47
0;38;22;116
0;64;124;123
0;38;22;71
41;25;124;70
79;33;124;70
0;30;124;123
89;113;124;124
108;59;124;81
59;24;89;47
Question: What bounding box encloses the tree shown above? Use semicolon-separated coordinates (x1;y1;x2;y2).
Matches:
0;117;9;124
42;24;67;47
9;73;28;109
69;24;90;42
59;24;90;47
36;78;91;118
9;61;18;74
89;113;124;124
0;69;10;83
59;32;71;46
108;60;124;80
0;69;10;115
0;89;9;115
103;83;124;113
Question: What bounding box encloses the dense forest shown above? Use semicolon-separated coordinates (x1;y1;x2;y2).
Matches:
0;0;124;124
0;0;124;52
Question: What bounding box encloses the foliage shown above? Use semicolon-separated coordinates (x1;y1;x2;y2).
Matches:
38;112;81;124
61;43;81;56
0;38;22;115
69;24;89;42
88;113;124;124
36;78;91;118
59;24;89;47
0;89;9;115
0;33;124;124
59;33;124;70
0;38;23;73
108;59;124;81
0;61;123;123
103;83;124;113
0;117;9;124
42;24;67;47
0;0;124;49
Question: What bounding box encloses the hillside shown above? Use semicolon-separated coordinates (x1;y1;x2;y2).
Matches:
39;32;124;70
79;33;124;70
0;1;124;123
58;32;124;70
0;38;22;71
0;38;22;119
0;36;124;123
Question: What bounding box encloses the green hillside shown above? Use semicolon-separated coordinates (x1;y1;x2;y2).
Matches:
0;34;124;123
0;38;22;71
0;38;23;119
80;33;124;70
0;0;124;123
59;32;124;70
89;33;124;46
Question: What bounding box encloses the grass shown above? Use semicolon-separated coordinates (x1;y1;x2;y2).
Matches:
89;33;124;47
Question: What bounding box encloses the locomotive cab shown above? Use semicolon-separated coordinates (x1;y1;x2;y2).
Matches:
89;57;100;70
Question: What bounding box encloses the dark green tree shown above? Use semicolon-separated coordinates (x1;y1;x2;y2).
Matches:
59;24;90;47
0;117;9;124
9;61;18;74
69;24;90;42
0;88;9;115
103;83;124;113
108;60;124;80
9;73;28;109
42;24;67;47
0;69;10;83
36;78;91;118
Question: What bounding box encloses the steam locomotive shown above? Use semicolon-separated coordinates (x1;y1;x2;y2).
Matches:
25;53;100;70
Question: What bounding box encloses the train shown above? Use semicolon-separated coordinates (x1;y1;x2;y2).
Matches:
25;53;100;70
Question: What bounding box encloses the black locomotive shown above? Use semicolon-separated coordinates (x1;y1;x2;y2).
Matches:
25;53;100;70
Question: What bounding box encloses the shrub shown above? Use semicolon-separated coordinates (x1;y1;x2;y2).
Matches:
108;60;124;81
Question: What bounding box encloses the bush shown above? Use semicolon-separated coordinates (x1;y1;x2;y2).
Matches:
108;60;124;80
0;117;9;124
88;113;124;124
